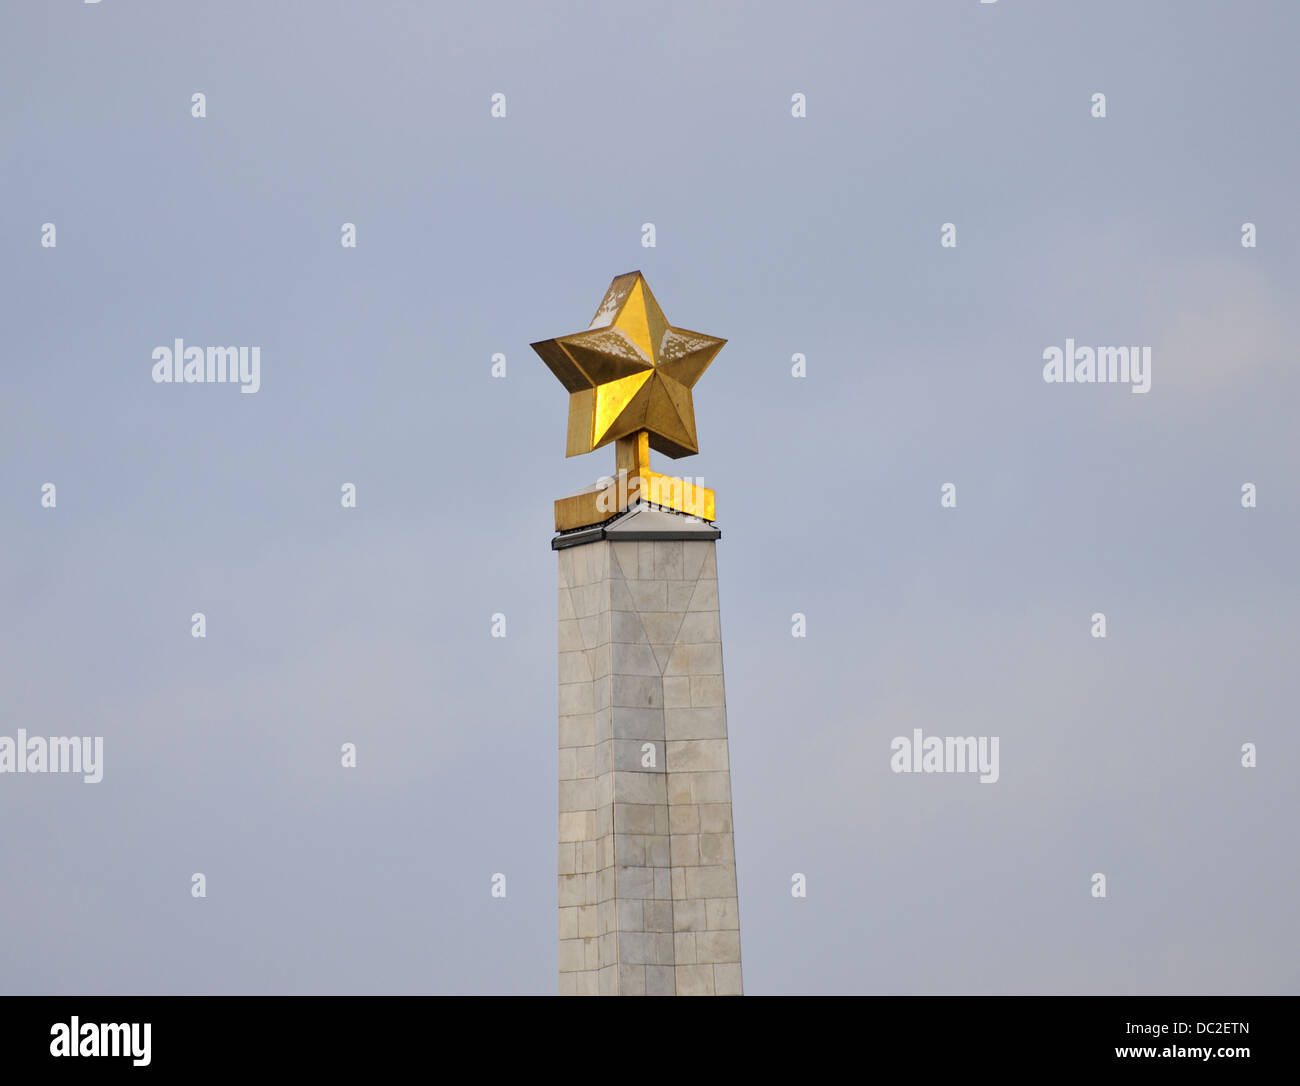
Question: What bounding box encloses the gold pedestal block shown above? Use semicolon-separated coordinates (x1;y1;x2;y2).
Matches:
554;432;714;532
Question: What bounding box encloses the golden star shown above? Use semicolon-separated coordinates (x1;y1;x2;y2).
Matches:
531;271;726;459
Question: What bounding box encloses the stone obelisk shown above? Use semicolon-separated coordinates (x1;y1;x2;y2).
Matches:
534;272;742;996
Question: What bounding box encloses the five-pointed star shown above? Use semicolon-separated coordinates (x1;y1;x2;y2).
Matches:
531;271;726;459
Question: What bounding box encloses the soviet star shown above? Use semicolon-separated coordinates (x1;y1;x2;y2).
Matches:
531;271;726;459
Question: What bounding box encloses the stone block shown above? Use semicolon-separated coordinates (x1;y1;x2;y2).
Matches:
698;832;734;864
618;964;646;996
611;771;667;805
578;613;608;650
685;864;736;899
598;965;618;996
618;866;655;899
595;769;616;811
705;897;739;931
611;707;665;742
558;872;587;907
613;833;647;867
687;579;719;612
614;802;658;835
616;801;660;837
610;611;648;646
665;706;726;741
628;579;668;611
713;963;743;996
609;575;635;612
666;580;695;611
666;739;729;773
667;777;694;805
688;676;725;708
676;611;721;645
690;771;731;804
645;965;676;996
645;835;670;867
585;544;609;582
663;676;691;708
618;932;657;966
559;778;595;813
670;834;699;867
572;582;606;619
639;611;685;644
559;939;585;973
610;640;658;675
594;739;612;777
669;804;700;835
698;803;731;834
558;619;584;652
696;930;741;964
653;540;684;580
612;674;664;709
616;899;643;932
674;964;715;996
610;542;639;581
687;643;722;675
663;645;691;675
637;542;655;580
673;900;706;932
558;810;595;843
568;547;587;587
558;682;594;719
558;651;592;685
653;805;671;835
680;542;709;582
643;899;673;933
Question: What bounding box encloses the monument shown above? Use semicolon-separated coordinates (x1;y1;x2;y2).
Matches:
534;272;743;996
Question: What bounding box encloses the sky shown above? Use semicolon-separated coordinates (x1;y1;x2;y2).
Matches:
1;0;1297;994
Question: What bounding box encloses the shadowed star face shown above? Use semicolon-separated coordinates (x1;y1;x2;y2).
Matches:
531;272;726;459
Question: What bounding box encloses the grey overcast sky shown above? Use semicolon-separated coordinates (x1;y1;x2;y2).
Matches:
2;0;1297;994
